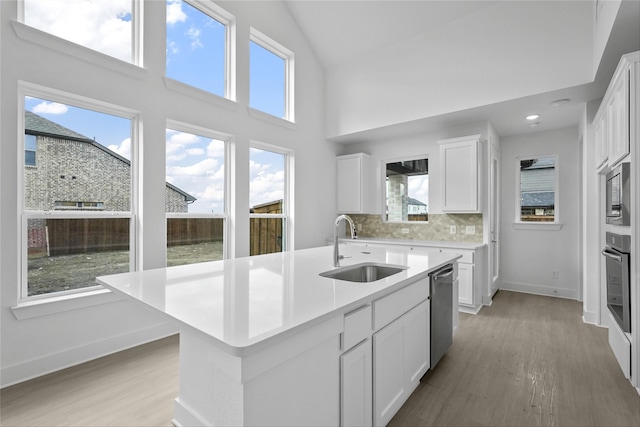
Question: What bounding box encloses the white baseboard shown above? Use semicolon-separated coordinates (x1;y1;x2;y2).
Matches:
499;281;578;300
1;322;178;388
582;309;599;325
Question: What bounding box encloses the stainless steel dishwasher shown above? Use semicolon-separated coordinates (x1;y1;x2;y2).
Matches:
429;264;454;368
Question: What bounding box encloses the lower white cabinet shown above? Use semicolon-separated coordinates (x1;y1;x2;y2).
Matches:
373;300;429;427
341;339;373;427
457;262;473;306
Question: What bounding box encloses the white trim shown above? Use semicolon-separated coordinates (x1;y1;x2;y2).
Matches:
499;281;578;300
512;222;563;231
11;20;145;79
248;107;296;129
0;322;177;388
11;287;119;320
380;153;430;224
249;28;295;122
163;77;239;112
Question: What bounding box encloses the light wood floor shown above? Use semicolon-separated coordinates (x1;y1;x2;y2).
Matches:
1;291;639;426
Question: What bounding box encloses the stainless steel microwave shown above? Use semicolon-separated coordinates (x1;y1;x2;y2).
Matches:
606;163;630;226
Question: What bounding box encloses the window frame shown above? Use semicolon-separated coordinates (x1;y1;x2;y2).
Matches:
382;154;430;224
249;28;295;123
165;0;236;102
249;142;294;254
514;153;560;227
18;83;139;302
165;120;232;263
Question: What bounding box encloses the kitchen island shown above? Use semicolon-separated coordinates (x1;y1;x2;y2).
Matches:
97;244;460;427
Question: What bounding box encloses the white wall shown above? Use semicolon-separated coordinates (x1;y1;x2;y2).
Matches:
499;127;581;299
1;0;335;387
325;1;593;138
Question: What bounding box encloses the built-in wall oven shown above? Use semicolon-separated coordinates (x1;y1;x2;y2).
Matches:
602;232;631;333
605;163;630;226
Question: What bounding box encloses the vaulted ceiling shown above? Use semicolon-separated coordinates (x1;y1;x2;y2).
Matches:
285;1;640;141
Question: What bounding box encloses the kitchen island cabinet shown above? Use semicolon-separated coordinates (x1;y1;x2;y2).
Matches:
98;244;459;427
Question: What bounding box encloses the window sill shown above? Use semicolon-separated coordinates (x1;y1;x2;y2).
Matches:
164;77;238;112
11;287;123;320
513;222;563;231
11;21;147;81
248;108;296;130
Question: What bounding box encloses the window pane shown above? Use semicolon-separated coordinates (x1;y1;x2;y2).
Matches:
24;98;132;212
167;218;224;266
24;0;133;63
250;217;285;256
250;41;285;118
520;156;555;222
27;218;130;296
166;0;226;96
250;148;284;212
166;129;225;214
385;158;429;222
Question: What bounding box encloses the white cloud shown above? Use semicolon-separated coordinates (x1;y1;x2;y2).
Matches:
186;148;205;156
167;0;187;25
32;101;68;115
168;157;219;177
186;25;203;49
108;137;131;160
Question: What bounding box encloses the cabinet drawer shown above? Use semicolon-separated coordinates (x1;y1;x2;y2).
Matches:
373;280;427;331
343;305;372;351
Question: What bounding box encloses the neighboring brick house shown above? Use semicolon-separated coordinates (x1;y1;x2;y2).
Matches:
24;111;195;212
25;111;195;256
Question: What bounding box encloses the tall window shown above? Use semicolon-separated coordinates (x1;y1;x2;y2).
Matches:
250;29;294;121
25;134;36;166
166;125;227;266
22;93;134;298
517;155;558;222
166;0;233;98
23;0;135;63
249;145;290;255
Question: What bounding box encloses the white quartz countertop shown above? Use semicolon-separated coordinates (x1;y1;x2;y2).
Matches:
97;244;459;356
338;237;486;250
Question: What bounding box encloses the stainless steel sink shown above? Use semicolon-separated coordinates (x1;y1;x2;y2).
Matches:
319;262;407;283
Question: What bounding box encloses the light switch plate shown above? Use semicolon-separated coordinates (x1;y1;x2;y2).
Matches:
449;226;456;235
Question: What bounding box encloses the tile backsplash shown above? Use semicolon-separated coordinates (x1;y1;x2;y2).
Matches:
348;214;483;243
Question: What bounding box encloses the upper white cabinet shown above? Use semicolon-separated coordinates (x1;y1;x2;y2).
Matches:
438;135;483;213
594;51;639;170
337;153;379;214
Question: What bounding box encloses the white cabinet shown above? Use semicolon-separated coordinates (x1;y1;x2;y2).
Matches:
457;262;473;306
593;52;638;170
341;339;372;427
337;153;378;214
438;135;482;213
373;300;429;427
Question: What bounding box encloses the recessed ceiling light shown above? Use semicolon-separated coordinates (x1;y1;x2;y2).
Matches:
550;98;570;107
526;114;540;121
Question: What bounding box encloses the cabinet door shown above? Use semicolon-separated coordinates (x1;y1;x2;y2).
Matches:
439;137;480;212
373;301;429;427
341;339;372;427
337;155;363;213
458;263;474;306
608;73;630;166
594;114;608;169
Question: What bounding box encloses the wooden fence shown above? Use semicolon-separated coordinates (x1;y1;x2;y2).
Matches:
29;217;282;257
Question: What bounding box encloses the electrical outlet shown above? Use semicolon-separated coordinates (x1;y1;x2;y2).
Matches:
401;228;410;234
449;225;456;235
465;225;476;235
552;269;559;279
357;223;362;231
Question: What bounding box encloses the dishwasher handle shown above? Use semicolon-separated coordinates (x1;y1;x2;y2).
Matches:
431;265;454;281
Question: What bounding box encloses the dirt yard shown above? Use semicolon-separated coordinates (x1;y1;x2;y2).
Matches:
27;241;224;296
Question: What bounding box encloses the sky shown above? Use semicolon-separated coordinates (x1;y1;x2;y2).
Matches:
23;0;286;214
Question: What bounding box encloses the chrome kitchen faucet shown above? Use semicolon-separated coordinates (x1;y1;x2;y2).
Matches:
333;214;357;267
